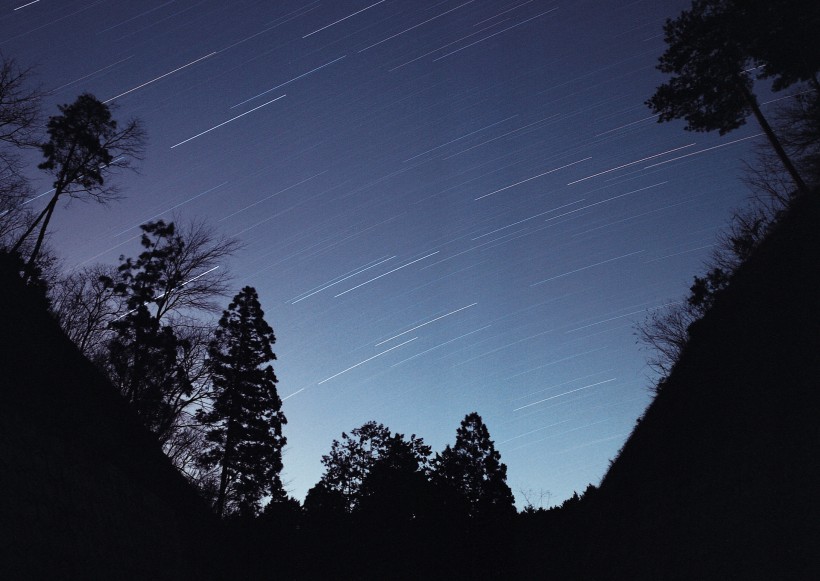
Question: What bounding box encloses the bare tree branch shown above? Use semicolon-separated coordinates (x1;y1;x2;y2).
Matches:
153;217;241;321
0;54;43;252
0;54;42;153
49;264;126;360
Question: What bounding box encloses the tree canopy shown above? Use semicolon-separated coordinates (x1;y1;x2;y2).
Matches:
647;0;817;195
197;286;286;517
432;412;515;517
102;219;236;459
307;421;430;515
648;0;753;135
649;0;820;132
728;0;820;92
11;92;144;275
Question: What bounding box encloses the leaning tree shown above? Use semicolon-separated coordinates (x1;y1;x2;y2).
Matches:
647;0;820;196
11;93;143;277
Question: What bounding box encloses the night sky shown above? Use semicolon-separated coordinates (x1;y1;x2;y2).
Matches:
2;0;767;507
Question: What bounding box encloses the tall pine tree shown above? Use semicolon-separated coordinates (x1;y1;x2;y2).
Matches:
646;0;816;195
197;286;286;517
432;412;515;517
11;93;143;276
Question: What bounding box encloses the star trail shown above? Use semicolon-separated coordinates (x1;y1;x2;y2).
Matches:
3;0;763;508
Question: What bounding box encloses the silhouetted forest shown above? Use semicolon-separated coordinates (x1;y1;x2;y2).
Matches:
2;0;820;578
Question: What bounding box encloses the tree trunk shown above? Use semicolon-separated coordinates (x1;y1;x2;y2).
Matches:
22;192;59;282
9;197;52;255
216;419;236;518
739;82;811;197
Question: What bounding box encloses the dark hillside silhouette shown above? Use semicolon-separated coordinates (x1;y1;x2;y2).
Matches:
3;185;819;578
4;187;820;579
519;192;820;579
0;253;219;580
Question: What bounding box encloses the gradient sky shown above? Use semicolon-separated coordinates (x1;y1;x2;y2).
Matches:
2;0;769;508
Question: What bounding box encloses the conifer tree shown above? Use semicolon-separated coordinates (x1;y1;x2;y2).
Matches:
357;432;435;523
646;0;813;195
197;286;286;517
105;220;233;449
109;302;188;439
11;93;143;276
432;412;515;517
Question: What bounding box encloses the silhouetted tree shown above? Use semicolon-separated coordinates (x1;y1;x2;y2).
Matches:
647;0;810;195
315;421;391;513
302;425;437;579
432;412;515;518
303;480;347;519
0;54;40;151
49;264;125;360
639;0;820;382
357;432;433;521
11;93;143;277
260;494;302;525
0;175;28;248
638;302;696;380
638;190;788;383
100;219;237;473
111;218;238;321
688;268;730;313
313;421;430;514
109;302;188;438
761;89;820;191
197;287;286;517
558;484;597;511
0;54;41;251
726;0;820;93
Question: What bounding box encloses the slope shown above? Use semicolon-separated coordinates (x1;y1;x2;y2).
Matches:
579;192;820;579
0;255;220;580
